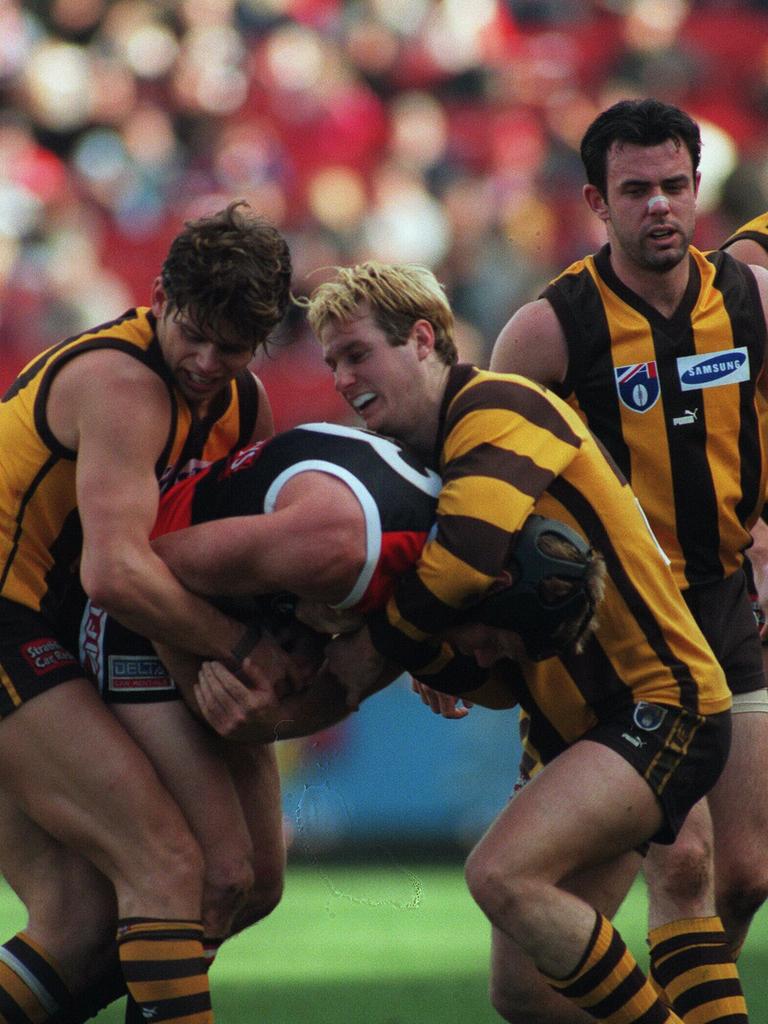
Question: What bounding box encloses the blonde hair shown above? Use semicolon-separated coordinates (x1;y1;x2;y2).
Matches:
300;261;458;366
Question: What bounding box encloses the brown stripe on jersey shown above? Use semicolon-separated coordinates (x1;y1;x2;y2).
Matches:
721;211;768;252
442;442;557;496
388;560;464;634
437;514;518;577
558;633;629;714
0;454;60;593
517;686;570;764
548;476;700;712
234;371;258;447
657;260;724;584
543;254;633;478
718;253;768;534
445;377;583;450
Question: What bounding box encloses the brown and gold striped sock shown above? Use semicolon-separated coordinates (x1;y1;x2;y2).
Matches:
648;917;748;1023
548;912;684;1023
0;932;71;1024
116;918;212;1024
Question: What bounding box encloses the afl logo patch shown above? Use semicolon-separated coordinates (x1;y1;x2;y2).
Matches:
677;347;750;391
615;361;660;413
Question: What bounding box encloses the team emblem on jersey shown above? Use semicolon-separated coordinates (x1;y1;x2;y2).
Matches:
633;701;667;732
676;347;750;391
614;361;660;413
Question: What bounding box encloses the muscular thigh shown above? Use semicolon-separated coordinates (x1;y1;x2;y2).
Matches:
0;678;192;881
476;740;663;883
113;702;253;860
707;709;768;850
225;743;285;875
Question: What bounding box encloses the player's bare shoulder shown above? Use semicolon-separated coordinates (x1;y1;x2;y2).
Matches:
47;346;172;452
490;298;568;386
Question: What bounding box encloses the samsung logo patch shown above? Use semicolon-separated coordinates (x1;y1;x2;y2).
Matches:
677;348;750;391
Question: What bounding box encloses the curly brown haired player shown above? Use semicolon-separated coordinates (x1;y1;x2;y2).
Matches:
0;200;292;1024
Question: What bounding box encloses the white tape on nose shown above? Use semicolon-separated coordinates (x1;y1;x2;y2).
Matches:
647;195;670;213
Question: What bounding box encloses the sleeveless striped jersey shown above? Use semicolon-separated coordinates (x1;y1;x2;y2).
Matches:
541;244;768;588
0;307;259;616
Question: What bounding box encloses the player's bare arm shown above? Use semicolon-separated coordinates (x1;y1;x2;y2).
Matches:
746;262;768;369
50;349;270;668
490;298;569;384
725;237;768;269
152;472;367;603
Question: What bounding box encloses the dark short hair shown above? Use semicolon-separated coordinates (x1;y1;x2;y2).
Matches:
161;200;292;350
580;98;701;197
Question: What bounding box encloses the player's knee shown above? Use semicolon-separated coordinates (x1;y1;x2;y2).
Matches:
718;873;768;929
489;975;529;1023
465;850;519;924
228;862;285;936
202;851;256;931
489;974;556;1024
645;836;713;906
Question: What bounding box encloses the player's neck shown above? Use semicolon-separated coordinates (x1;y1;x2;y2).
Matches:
609;248;691;319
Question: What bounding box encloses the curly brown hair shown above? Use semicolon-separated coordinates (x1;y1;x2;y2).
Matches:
161;200;292;351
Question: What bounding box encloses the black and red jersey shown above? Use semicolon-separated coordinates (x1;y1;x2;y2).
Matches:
153;422;441;612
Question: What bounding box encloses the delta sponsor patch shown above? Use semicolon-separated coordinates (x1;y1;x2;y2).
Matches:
21;637;78;675
107;655;175;694
677;347;750;391
614;361;660;412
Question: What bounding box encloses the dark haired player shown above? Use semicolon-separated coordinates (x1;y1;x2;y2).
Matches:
492;97;768;1022
0;200;292;1023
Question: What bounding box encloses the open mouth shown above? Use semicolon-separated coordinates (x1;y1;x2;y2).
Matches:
351;392;376;413
648;226;675;242
184;371;217;391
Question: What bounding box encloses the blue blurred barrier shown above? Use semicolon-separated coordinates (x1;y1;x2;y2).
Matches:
279;675;521;853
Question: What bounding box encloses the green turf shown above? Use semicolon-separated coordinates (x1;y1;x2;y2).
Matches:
1;861;767;1022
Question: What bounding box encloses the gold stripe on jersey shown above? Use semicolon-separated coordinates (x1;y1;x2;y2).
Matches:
544;245;768;589
0;665;22;714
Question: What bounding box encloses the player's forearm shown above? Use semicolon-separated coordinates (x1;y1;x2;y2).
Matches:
81;542;251;663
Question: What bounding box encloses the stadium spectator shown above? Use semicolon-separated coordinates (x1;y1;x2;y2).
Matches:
5;2;768;417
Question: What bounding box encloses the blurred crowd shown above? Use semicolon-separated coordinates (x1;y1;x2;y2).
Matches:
4;0;768;425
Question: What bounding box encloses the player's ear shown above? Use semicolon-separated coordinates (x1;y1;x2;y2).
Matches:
583;184;609;222
411;319;436;359
150;277;168;318
488;569;514;593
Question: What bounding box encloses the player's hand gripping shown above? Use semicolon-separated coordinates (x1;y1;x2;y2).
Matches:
411;680;473;719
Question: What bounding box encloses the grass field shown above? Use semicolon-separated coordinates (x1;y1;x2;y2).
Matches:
2;859;767;1022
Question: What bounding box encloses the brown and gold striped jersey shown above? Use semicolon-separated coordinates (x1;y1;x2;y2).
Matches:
541;244;768;589
0;308;259;617
721;212;768;257
367;365;729;737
